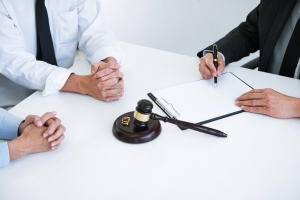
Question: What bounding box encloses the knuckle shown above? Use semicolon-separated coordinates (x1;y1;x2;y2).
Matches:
25;116;31;121
248;93;253;99
108;63;114;68
56;118;61;124
265;93;271;99
46;112;53;116
105;68;110;74
252;106;258;112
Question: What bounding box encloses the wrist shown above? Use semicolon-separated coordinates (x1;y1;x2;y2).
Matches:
18;120;25;136
7;139;27;161
294;98;300;118
61;74;88;95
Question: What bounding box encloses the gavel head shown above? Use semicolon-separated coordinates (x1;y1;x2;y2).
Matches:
133;99;153;127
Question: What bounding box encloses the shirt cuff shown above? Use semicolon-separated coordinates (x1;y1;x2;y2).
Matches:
89;46;126;66
203;50;226;62
0;142;10;168
0;115;22;140
42;67;73;97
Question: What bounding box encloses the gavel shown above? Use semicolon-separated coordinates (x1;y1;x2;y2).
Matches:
112;99;227;144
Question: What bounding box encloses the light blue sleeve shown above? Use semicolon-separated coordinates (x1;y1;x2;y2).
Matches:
0;108;23;140
0;108;23;168
0;142;10;168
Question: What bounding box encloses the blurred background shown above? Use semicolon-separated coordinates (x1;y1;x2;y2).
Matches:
101;0;260;66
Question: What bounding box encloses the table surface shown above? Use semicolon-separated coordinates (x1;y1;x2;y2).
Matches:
1;42;300;200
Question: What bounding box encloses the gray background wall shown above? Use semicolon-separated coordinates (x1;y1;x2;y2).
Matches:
101;0;260;66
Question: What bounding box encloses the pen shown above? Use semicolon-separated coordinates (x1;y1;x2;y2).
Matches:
213;44;218;88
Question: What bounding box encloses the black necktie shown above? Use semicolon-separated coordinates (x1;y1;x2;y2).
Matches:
279;17;300;78
36;0;57;65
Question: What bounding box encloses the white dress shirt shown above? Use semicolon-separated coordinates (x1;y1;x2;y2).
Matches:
0;0;125;108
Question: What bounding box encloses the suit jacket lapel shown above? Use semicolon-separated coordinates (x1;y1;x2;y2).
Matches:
259;0;296;72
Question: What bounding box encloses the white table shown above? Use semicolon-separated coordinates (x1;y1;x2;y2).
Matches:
1;42;300;200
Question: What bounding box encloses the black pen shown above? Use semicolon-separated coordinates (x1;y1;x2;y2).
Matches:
213;44;218;88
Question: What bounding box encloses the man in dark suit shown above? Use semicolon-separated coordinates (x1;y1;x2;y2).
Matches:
198;0;300;119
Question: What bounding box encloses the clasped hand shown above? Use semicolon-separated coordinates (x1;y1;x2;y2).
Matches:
86;58;124;102
8;112;66;161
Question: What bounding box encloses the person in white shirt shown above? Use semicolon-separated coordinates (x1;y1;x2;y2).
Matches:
0;0;125;109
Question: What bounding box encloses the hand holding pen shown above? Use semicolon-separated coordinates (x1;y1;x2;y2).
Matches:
198;44;226;80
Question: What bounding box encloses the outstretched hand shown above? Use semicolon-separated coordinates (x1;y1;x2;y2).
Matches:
235;88;300;118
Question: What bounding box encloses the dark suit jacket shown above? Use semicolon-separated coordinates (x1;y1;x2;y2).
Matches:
197;0;297;72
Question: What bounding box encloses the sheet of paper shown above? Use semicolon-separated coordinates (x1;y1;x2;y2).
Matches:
151;73;252;124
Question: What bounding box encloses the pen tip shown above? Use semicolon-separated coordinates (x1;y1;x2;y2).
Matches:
214;83;217;88
222;133;227;137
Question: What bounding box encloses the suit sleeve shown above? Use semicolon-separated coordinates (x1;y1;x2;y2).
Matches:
197;4;260;65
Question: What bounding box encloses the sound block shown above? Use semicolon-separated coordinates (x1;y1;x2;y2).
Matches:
112;111;161;144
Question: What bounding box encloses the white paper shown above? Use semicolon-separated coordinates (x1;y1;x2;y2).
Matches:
151;73;252;123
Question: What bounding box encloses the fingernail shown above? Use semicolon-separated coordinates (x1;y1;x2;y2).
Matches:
98;83;102;87
241;106;244;109
37;121;42;126
52;111;57;115
218;71;221;76
43;133;48;138
91;70;95;74
48;137;53;142
106;98;110;102
51;147;56;150
51;142;56;147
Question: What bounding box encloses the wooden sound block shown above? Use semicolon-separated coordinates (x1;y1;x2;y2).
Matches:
112;111;161;144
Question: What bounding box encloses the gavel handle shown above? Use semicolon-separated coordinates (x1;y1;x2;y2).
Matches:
150;113;227;137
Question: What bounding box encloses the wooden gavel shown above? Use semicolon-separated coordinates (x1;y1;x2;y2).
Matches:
112;99;226;144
